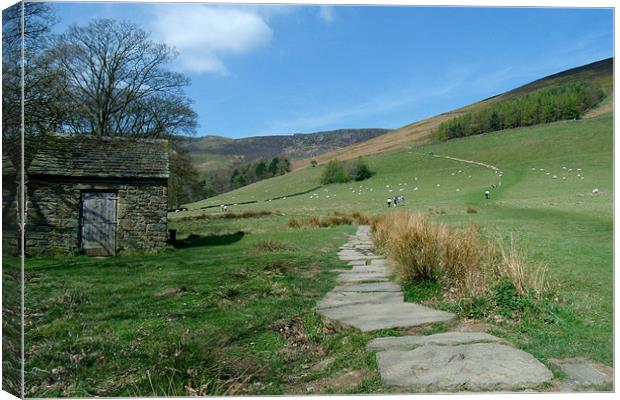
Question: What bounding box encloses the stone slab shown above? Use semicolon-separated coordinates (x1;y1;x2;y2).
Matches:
349;266;390;274
348;260;372;266
367;332;502;352
376;343;553;389
318;302;454;331
549;358;613;387
336;272;389;283
332;282;402;293
316;291;404;310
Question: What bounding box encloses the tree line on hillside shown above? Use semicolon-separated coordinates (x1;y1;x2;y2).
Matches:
2;3;201;209
436;81;605;140
230;157;290;190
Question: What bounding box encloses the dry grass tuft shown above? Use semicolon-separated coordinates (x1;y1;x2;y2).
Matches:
252;240;297;253
372;211;548;302
177;210;283;222
466;207;478;214
287;217;302;229
287;211;372;229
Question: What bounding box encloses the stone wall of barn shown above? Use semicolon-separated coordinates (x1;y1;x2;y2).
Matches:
2;174;19;255
25;178;168;255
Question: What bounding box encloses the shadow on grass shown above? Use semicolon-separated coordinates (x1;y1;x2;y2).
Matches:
170;231;246;249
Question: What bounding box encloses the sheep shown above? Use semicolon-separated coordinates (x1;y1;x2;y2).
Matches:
485;190;490;199
592;188;599;194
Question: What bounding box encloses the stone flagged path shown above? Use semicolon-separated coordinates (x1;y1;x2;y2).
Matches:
316;225;555;392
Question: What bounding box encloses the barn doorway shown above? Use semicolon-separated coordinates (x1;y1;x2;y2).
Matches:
80;191;117;256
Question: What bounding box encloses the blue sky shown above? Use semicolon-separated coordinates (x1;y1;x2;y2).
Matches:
49;2;613;138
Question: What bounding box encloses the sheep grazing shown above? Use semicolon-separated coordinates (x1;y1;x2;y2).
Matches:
485;190;490;199
436;184;441;187
577;168;582;171
568;169;572;172
592;188;599;194
546;172;551;176
532;168;536;171
552;175;557;179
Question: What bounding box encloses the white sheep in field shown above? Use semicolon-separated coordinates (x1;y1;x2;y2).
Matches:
592;188;599;194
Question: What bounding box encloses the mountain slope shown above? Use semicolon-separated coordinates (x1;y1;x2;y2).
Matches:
179;128;390;179
290;57;613;171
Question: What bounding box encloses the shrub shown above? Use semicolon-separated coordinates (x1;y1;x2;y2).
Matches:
321;160;349;185
320;158;374;185
352;157;373;181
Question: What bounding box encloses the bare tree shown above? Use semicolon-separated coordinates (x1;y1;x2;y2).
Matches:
2;2;63;143
51;18;196;137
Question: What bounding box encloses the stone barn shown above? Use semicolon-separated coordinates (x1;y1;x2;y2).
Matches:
25;134;169;256
2;150;19;254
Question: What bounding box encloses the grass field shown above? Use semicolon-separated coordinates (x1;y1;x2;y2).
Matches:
22;113;613;395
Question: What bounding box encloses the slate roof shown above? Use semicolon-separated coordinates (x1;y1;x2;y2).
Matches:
27;133;169;179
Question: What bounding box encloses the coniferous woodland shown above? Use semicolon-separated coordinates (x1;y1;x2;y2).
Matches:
436;81;606;140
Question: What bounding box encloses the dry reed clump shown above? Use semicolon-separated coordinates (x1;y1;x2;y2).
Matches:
287;217;302;229
466;207;478;214
287;211;373;229
252;240;297;253
177;210;282;221
371;211;548;303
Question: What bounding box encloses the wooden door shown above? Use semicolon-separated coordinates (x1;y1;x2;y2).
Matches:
81;192;117;256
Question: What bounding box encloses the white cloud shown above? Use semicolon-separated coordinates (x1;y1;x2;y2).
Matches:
319;6;335;23
151;5;273;75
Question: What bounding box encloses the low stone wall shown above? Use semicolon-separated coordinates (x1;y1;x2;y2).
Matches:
25;177;167;255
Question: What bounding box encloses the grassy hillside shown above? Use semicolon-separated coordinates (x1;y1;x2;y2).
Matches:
291;57;613;170
179;128;390;179
181;112;613;365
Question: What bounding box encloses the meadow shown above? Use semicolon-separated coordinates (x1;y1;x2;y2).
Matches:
22;113;613;395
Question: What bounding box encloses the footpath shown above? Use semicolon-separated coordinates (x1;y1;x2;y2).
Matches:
317;225;555;391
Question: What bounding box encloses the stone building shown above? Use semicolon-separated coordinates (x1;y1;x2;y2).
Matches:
25;134;169;256
2;150;19;254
